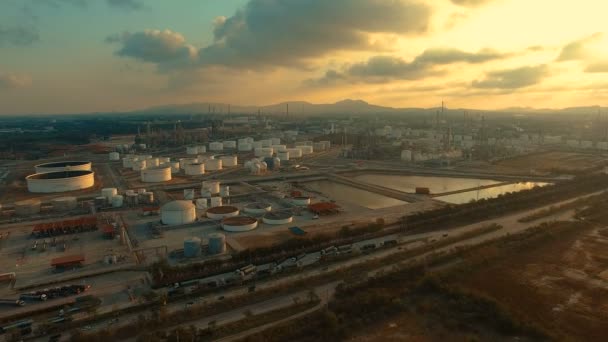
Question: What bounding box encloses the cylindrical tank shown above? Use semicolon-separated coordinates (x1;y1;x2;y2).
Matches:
94;196;107;207
223;141;237;149
137;188;146;194
220;185;230;197
179;158;197;169
140;191;154;204
244;202;272;215
170;162;180;174
260;139;272;147
300;146;313;155
196;145;207;154
160;157;171;164
141;166;172;182
184;189;195;200
132;159;147;171
184;237;202;258
185;163;205;176
208;233;226;255
252;141;263;149
186;146;198;155
209;142;224;151
206;205;240;220
201;181;219;194
26;170;95;193
14;199;41;216
102;188;118;201
222;216;258;232
126;192;139;206
238;143;252;151
287;148;302;158
254;147;273;158
277;151;290;161
205;159;222;171
210;197;223;207
51;196;78;211
195;198;208;210
320;141;331;149
313;142;325;151
111;195;124;208
271;138;281;145
146;158;159;168
271;145;287;152
220;156;238;167
122;157;134;168
109;152;120;161
262;211;294;225
292;196;311;206
161;200;197;225
34;161;92;174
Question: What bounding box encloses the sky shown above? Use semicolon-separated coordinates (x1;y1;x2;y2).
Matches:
1;0;608;114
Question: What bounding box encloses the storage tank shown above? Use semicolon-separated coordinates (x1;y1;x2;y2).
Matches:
320;141;331;149
183;189;195;200
109;152;120;161
169;162;180;174
184;237;202;258
220;155;238;167
147;158;160;168
205;159;222;171
125;192;139;206
252;141;263;149
94;196;107;208
220;185;230;197
160;157;171;164
238;143;252;151
260;139;272;147
254;147;273;158
401;150;412;161
277;151;290;161
271;138;281;145
300;146;313;155
122;157;134;168
51;196;78;211
208;233;226;254
34;161;92;174
14;199;41;216
222;216;258;232
26;170;95;193
262;211;294;225
185;163;205;176
286;148;302;158
195;198;208;210
244;202;272;215
206;205;239;220
210;196;223;207
313;142;325;151
223;141;237;149
140;191;154;204
161;200;197;225
111;195;124;208
209;142;224;151
271;144;287;152
202;181;220;194
141;166;172;182
196;145;207;153
292;196;311;206
186;146;198;155
132;159;147;171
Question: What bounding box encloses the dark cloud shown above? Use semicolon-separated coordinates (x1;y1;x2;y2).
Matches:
106;29;197;70
306;48;508;85
472;65;549;89
0;72;32;89
557;32;603;61
450;0;494;7
0;25;39;46
106;0;143;11
585;61;608;73
198;0;432;68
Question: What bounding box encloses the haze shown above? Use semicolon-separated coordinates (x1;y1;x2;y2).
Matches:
1;0;608;114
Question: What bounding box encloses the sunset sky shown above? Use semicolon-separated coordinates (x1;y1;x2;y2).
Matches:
1;0;607;114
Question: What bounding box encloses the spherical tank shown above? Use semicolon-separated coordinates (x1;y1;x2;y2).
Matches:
185;163;205;176
34;161;92;174
141;166;172;183
109;152;120;161
220;156;238;167
26;170;95;193
208;233;226;254
184;237;202;258
222;216;258;232
204;159;222;171
161;200;197;225
14;199;41;216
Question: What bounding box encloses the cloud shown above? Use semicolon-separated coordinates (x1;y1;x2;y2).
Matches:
0;72;32;89
585;61;608;73
0;25;39;46
106;29;198;71
557;32;603;61
197;0;432;68
307;48;508;85
31;0;89;8
106;0;143;11
472;65;549;89
450;0;494;7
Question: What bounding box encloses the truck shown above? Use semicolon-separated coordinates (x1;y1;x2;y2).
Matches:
320;246;338;256
235;264;257;280
337;244;353;255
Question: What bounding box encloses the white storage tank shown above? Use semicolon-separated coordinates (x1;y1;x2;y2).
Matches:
206;205;240;220
185;163;205;176
184;189;195;200
292;196;311;206
277;151;290;161
244;202;272;215
147;157;160;168
223;141;237;149
51;196;78;212
102;187;118;201
180;158;197;169
263;211;294;225
220;186;230;197
141;166;172;182
401;150;412;161
111;195;124;208
313;142;325;151
160;157;171;164
202;181;221;194
184;237;202;258
271;138;281;145
109;152;120;161
170;162;180;174
252;141;263;149
222;216;258;232
208;233;226;254
287;148;302;158
186;146;198;155
132;159;147;171
210;196;223;207
220;155;238;167
197;145;207;153
254;147;273;158
260;139;272;147
26;170;95;193
122;157;134;168
209;142;224;151
161;200;197;225
271;144;287;152
300;146;313;155
195;198;208;210
238;143;252;151
205;159;223;171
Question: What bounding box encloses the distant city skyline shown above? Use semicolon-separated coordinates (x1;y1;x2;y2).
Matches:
1;0;607;114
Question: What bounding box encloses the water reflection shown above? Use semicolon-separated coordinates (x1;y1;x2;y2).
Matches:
303;180;407;209
353;174;500;194
436;182;550;204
